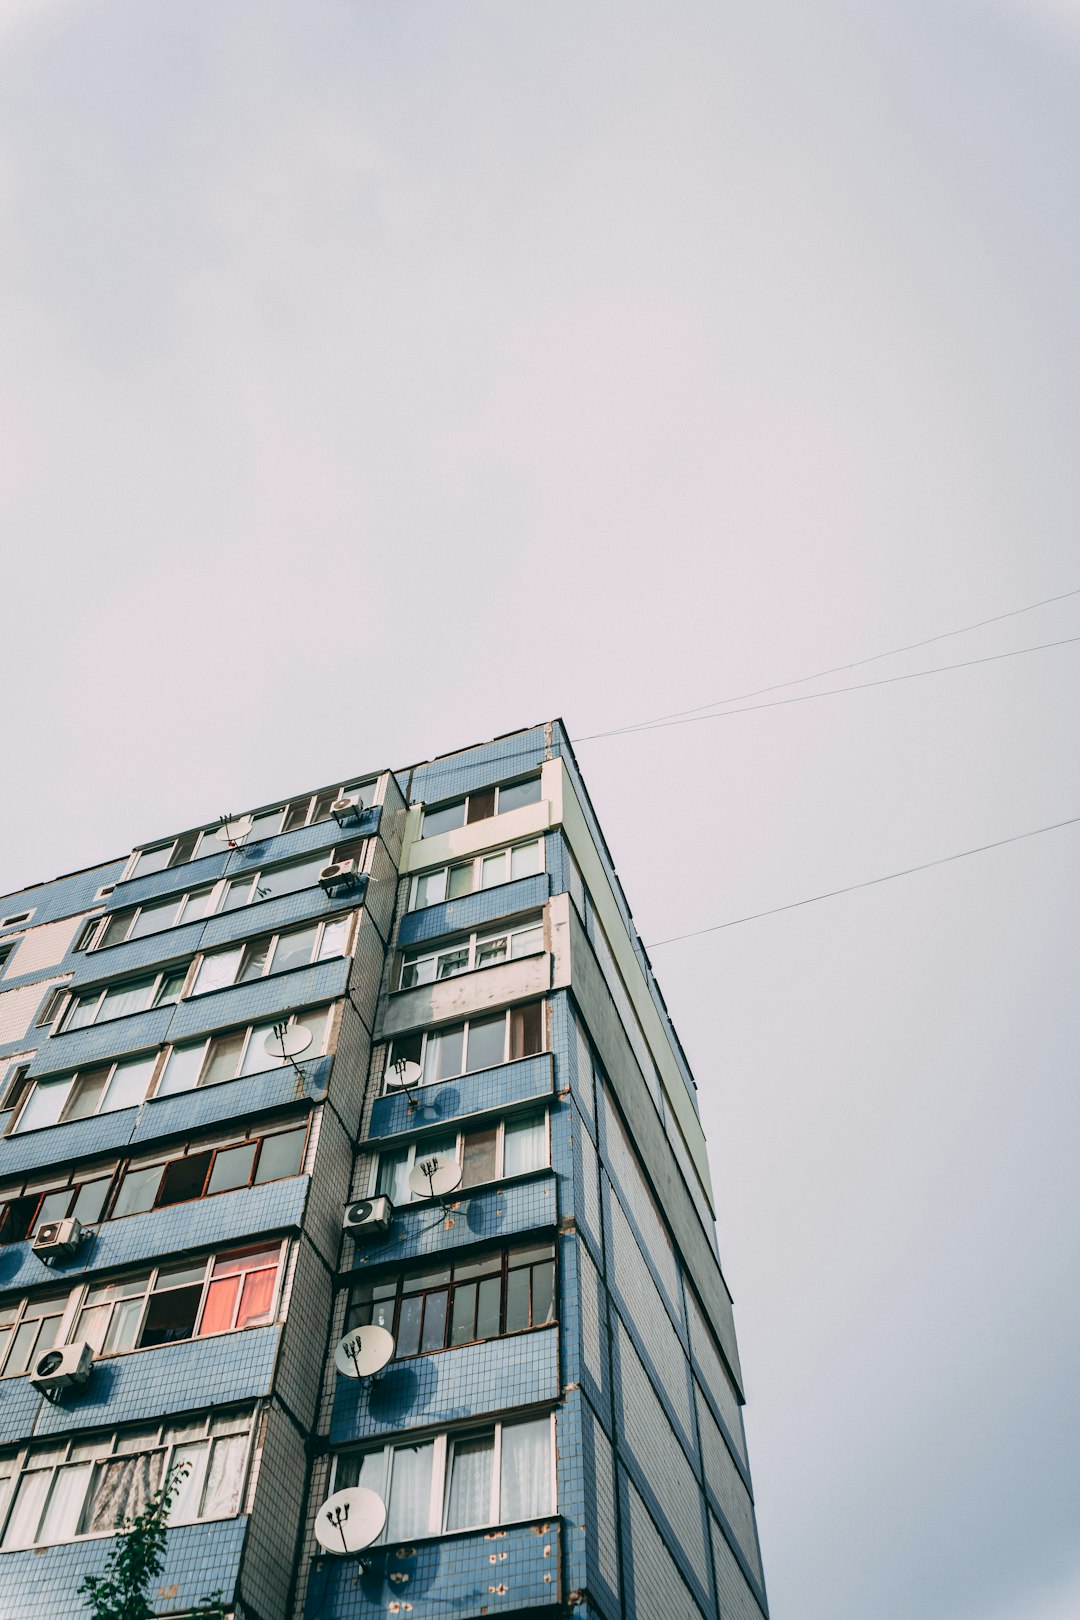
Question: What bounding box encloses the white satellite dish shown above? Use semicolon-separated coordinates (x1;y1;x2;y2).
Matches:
265;1023;313;1060
314;1486;387;1556
407;1153;462;1200
334;1324;395;1379
387;1058;423;1092
215;815;253;844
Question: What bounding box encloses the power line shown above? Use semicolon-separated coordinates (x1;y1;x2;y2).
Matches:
646;812;1080;947
577;632;1080;738
587;584;1080;740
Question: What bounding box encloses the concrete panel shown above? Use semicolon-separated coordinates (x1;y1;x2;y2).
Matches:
381;954;551;1039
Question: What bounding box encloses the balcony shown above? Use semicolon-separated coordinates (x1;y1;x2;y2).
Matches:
0;1515;246;1620
331;1324;559;1446
0;1324;281;1449
304;1517;562;1620
346;1170;557;1277
0;1175;307;1295
367;1053;554;1145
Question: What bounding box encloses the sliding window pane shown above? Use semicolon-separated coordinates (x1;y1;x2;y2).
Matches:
510;841;543;880
387;1442;434;1540
476;1276;501;1340
532;1261;555;1324
253;1128;305;1184
203;1031;246;1085
98;979;155;1021
272;926;318;974
499;1417;552;1521
101;1056;156;1113
445;1434;493;1531
503;1112;547;1176
446;862;474;900
156;1042;205;1097
207;1143;257;1195
464;1015;505;1073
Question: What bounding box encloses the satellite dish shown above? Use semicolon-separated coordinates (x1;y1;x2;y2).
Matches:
314;1486;387;1556
265;1023;313;1060
407;1153;462;1200
215;815;253;844
387;1058;423;1092
334;1324;395;1379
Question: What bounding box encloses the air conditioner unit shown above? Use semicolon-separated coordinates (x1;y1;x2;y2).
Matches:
331;795;364;827
30;1341;94;1394
320;858;359;896
343;1196;393;1239
32;1217;83;1260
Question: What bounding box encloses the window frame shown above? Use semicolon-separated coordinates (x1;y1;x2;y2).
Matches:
0;1409;256;1552
420;777;542;839
385;1002;546;1094
371;1108;550;1203
397;916;545;992
58;963;190;1034
71;1240;286;1359
329;1412;556;1544
345;1238;557;1362
106;1118;310;1222
89;841;367;955
122;779;379;882
155;1005;334;1100
0;1291;72;1380
407;838;544;913
8;1052;160;1136
190;915;353;999
0;1164;117;1247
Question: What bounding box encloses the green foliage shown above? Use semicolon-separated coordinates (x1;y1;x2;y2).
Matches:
78;1464;186;1620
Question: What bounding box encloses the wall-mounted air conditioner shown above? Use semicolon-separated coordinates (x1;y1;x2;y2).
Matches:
331;795;364;828
32;1217;83;1260
320;859;359;896
343;1196;393;1239
30;1341;94;1394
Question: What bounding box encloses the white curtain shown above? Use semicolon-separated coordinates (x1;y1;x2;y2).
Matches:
38;1462;93;1544
200;1434;246;1519
499;1419;551;1522
444;1436;493;1532
85;1451;164;1533
503;1113;547;1177
386;1442;434;1541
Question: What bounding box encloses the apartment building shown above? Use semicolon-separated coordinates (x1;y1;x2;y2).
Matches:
0;721;767;1620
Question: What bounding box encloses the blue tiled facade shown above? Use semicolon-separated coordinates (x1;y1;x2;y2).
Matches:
0;726;767;1620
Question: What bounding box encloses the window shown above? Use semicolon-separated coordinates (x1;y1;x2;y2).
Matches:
59;966;188;1033
74;1244;283;1356
35;987;70;1030
238;779;376;841
72;918;101;952
420;778;542;839
109;1123;307;1219
11;1055;158;1135
91;843;362;954
0;1169;114;1245
0;911;34;932
93;886;216;951
127;831;208;880
0;1295;67;1378
191;918;350;997
0;944;16;975
373;1110;549;1205
0;1410;252;1550
156;1006;332;1098
0;1061;33;1113
346;1240;556;1361
408;840;544;912
398;917;544;990
386;1003;544;1092
333;1415;553;1542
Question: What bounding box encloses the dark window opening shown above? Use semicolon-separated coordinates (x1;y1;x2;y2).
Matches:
156;1151;213;1207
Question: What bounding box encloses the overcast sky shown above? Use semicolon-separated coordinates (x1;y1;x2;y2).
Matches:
2;4;1079;1617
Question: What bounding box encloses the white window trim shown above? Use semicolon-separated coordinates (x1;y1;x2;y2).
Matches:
0;1410;258;1552
328;1412;556;1543
407;838;545;912
420;776;543;839
59;964;188;1034
9;1053;162;1136
155;1005;333;1099
96;844;367;953
385;1005;545;1095
397;916;545;992
191;914;354;998
370;1109;550;1200
122;779;380;882
0;911;35;932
